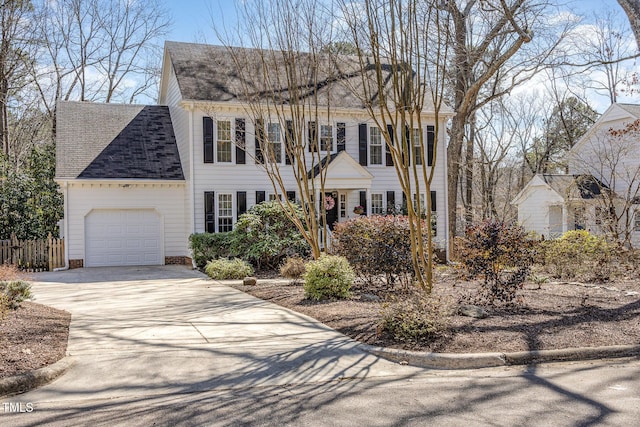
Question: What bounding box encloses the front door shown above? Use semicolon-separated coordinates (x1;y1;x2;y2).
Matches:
322;193;339;230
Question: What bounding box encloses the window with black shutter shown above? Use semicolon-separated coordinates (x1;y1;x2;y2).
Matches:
286;191;296;202
386;124;394;166
430;190;437;211
235;118;246;164
237;191;247;217
337;122;346;152
255;119;264;164
358;123;368;166
308;121;317;152
256;191;266;204
203;117;214;163
386;191;395;213
204;191;215;232
427;125;435;166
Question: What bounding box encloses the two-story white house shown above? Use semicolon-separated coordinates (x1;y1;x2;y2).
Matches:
513;103;640;244
55;41;451;268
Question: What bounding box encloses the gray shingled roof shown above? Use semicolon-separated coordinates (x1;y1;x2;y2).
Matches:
165;41;431;110
617;103;640;118
56;101;183;180
542;174;606;199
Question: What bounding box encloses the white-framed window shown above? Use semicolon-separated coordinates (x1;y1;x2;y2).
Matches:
340;193;346;218
635;210;640;232
218;193;233;232
217;120;232;163
370;127;383;165
268;193;282;201
411;128;422;165
267;122;282;163
371;193;384;215
320;124;333;151
413;193;425;212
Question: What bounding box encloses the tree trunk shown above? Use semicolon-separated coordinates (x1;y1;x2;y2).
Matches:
618;0;640;50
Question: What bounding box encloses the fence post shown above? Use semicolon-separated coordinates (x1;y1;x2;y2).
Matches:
10;233;18;265
48;233;53;271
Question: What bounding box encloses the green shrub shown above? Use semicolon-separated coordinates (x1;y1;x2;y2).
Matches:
303;255;354;301
205;258;254;280
332;215;429;288
189;232;234;269
0;280;32;309
280;256;306;281
543;230;611;280
457;219;535;305
381;290;452;344
230;201;310;270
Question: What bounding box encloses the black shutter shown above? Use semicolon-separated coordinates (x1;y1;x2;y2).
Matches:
430;190;437;212
308;121;317;152
205;191;215;233
203;117;214;163
405;125;411;166
286;191;296;202
358;123;368;166
256;191;266;204
427;125;435;166
235;118;246;164
359;191;367;215
386;191;395;213
285;120;294;165
237;191;247;217
337;122;346;152
402;192;407;213
255;119;264;164
386;124;394;166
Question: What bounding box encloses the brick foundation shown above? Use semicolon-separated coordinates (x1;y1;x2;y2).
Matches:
69;259;84;269
164;256;192;266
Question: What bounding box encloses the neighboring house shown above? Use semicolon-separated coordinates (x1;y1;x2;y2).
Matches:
56;41;452;268
513;103;640;244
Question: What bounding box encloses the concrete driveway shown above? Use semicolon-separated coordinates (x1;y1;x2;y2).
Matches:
3;266;416;400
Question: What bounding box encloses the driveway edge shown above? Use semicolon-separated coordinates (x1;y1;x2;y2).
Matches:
0;356;76;398
360;344;640;369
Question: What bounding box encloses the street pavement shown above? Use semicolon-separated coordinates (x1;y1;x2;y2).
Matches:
1;266;639;426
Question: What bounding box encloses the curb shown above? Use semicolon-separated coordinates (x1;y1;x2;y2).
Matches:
360;344;640;369
0;356;76;398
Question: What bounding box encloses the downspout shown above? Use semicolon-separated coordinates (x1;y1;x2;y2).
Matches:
188;103;196;268
442;119;451;263
54;181;70;271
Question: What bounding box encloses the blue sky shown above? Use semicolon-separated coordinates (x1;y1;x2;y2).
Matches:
165;0;620;44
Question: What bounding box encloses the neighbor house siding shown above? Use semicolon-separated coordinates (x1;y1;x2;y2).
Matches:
64;182;187;263
516;184;565;239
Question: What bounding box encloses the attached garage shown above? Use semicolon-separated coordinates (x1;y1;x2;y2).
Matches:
84;209;163;267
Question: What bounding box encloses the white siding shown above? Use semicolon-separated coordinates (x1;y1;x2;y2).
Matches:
516;184;565;239
65;182;187;263
188;108;449;247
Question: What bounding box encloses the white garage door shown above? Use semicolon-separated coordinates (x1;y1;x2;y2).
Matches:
85;209;162;267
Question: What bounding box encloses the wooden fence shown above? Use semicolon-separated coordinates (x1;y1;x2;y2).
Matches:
0;234;65;272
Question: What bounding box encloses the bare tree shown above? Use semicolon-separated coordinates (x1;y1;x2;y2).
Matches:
337;0;450;291
0;0;36;157
32;0;170;113
443;0;573;249
214;0;342;259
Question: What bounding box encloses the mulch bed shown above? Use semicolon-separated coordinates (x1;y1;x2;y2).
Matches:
0;302;71;380
232;268;640;354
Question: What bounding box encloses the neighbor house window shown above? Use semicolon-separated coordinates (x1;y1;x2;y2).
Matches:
217;120;232;162
320;124;333;151
412;128;422;165
635;210;640;232
574;206;586;230
370;127;382;165
371;193;384;215
218;193;233;232
267;122;282;163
